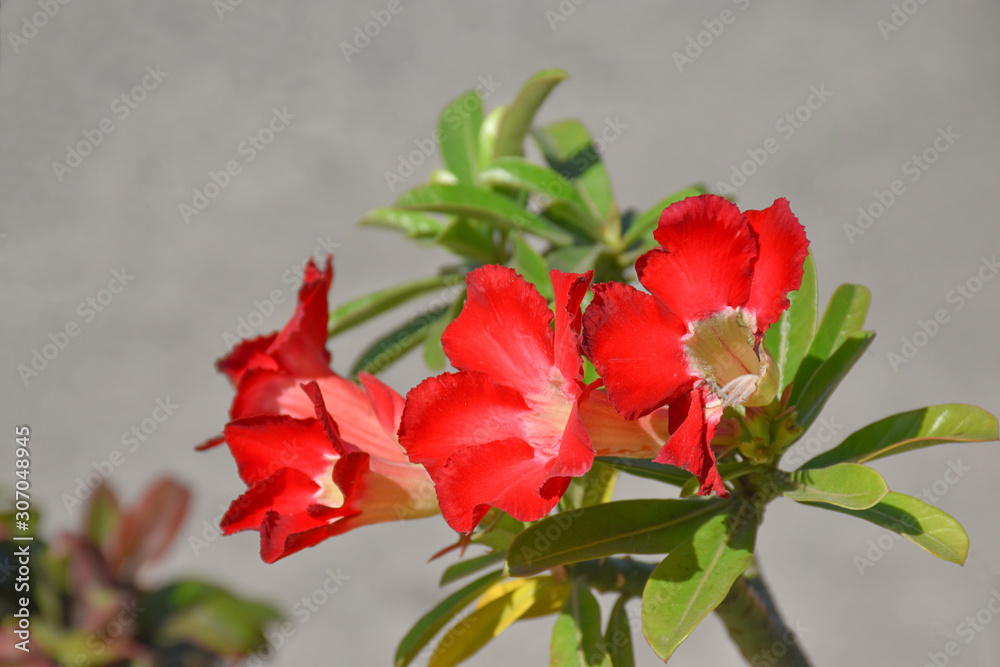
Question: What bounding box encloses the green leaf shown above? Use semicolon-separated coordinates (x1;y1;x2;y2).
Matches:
512;236;554;301
397;184;574;245
605;597;635;667
480;156;603;241
620;184;709;248
764;253;818;391
551;581;611;667
440;551;506;587
679;463;757;498
492;68;568;159
351;304;449;376
478;106;505;172
439;90;483;184
436;217;499;264
641;509;757;662
557;461;618;513
471;510;529;551
791;284;871;402
534;119;615;222
597;457;693;487
360;207;444;239
506;499;729;577
395;570;503;667
779;462;890;509
792;331;875;433
428;577;557;667
802;404;998;469
547;244;603;274
140;581;281;656
813;491;969;564
85;484;120;547
328;274;460;337
424;288;465;371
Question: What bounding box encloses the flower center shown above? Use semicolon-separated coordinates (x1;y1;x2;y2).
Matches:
683;308;777;408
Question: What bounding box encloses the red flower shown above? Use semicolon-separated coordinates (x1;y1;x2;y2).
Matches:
583;195;809;496
399;266;597;533
203;258;438;562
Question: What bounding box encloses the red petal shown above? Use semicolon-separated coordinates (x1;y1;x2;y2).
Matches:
217;334;278;386
642;195;757;322
220;467;328;535
267;257;334;377
399;371;530;471
582;282;693;419
550;270;593;394
223;415;335;486
653;386;727;497
432;437;564;533
442;265;554;398
358;372;406;443
548;400;596;479
742;199;810;332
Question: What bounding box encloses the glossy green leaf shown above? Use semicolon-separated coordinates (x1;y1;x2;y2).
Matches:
439;91;483;185
534;119;615;222
792;331;875;433
764;253;818;391
328;273;460;337
791;284;871;402
397;184;573;245
471;510;528;551
428;576;557;667
512;236;553;301
605;597;635;667
351;304;449;376
440;551;506;587
814;492;969;564
620;184;709;248
780;462;889;510
423;288;465;370
506;499;729;577
477;106;504;172
802;404;998;469
360;207;444;239
492;68;568;159
641;509;757;662
551;581;611;667
395;570;503;667
85;484;120;547
481;156;602;241
596;457;693;487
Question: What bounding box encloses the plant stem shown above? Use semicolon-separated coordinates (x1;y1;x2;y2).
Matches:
713;557;811;666
570;555;810;666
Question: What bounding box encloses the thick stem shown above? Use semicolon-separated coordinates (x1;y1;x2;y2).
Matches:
570;555;810;667
713;557;811;667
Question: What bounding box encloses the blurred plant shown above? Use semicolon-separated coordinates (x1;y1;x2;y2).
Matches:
0;478;279;666
202;69;999;666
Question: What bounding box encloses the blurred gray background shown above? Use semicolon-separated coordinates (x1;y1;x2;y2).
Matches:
3;1;999;665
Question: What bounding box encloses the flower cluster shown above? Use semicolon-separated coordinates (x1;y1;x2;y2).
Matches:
203;194;808;558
